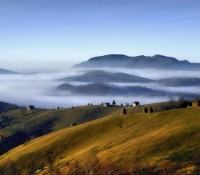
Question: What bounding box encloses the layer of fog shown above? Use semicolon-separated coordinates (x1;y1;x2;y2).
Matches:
111;83;200;94
68;82;200;94
74;67;200;80
0;67;200;109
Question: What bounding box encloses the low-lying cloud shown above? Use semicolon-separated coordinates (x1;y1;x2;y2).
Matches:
0;68;199;109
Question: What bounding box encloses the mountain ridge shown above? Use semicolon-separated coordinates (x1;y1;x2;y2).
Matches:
61;70;153;83
74;54;200;70
57;82;197;98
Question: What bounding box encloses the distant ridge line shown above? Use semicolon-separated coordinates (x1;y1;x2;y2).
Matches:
74;54;200;70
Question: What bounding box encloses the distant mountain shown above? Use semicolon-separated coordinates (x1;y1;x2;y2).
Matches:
61;70;153;83
58;82;165;96
159;77;200;87
0;68;18;74
74;54;200;70
58;82;196;98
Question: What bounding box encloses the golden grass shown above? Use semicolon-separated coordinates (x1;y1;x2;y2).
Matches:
1;107;200;174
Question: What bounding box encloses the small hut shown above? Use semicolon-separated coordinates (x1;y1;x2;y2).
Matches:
27;105;35;111
192;100;200;107
103;103;110;107
143;107;148;113
121;108;127;115
148;107;154;113
133;102;140;107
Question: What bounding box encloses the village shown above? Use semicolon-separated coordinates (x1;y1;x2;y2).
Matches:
26;99;200;113
25;99;200;128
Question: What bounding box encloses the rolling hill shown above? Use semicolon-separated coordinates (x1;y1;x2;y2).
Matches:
57;82;197;99
61;70;153;83
0;105;121;155
0;101;19;113
74;54;200;70
57;82;169;96
1;107;200;174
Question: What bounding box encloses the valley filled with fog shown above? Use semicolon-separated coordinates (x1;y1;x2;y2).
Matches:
0;67;200;109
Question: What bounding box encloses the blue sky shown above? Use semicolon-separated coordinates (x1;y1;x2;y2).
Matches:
0;0;200;71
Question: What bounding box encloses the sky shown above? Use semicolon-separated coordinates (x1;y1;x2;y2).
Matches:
0;0;200;72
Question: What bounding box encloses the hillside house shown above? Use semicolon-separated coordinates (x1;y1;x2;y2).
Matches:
27;105;35;111
103;102;110;107
133;102;140;107
192;100;200;107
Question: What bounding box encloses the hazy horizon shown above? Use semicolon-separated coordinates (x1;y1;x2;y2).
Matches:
0;0;200;71
1;53;200;73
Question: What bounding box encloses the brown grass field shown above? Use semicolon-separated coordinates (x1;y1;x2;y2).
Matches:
0;106;200;174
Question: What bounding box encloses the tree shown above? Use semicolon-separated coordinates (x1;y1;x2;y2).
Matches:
112;100;116;105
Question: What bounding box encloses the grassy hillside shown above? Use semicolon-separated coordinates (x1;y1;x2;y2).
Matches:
0;101;19;113
0;106;121;155
1;107;200;174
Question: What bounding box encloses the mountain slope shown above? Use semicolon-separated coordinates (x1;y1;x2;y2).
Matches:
159;77;200;87
0;106;121;155
0;101;19;113
58;82;197;98
58;82;169;96
74;54;200;70
0;68;18;74
61;70;152;83
1;107;200;174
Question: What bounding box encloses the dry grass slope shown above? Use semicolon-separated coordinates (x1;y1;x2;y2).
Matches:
1;107;200;174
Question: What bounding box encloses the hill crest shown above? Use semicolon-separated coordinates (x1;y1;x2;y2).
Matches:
74;54;199;70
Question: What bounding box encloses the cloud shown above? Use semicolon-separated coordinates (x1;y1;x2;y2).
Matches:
0;68;199;109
